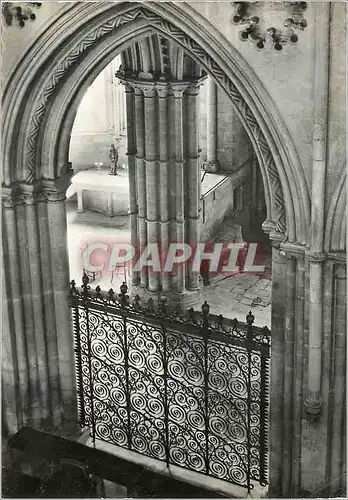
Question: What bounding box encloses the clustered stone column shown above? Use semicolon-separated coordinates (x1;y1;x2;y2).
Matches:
118;76;204;305
304;1;330;421
267;228;347;498
327;263;346;495
2;172;76;436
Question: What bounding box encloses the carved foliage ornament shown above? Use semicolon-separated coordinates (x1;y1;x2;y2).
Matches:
231;1;307;50
2;2;41;27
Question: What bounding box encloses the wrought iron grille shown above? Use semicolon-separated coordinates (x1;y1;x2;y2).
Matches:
69;276;271;492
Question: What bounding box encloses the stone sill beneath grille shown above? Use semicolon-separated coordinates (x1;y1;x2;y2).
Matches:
79;431;268;498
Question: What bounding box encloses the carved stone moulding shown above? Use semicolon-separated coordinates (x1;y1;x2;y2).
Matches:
2;2;41;27
231;1;307;51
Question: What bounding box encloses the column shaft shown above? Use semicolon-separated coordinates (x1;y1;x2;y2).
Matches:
269;245;288;497
134;88;148;288
125;85;139;285
2;173;75;435
281;257;297;495
174;88;185;294
186;84;200;291
158;89;171;292
206;77;218;170
37;200;62;425
306;1;330;414
47;198;76;416
16;202;41;426
2;205;28;431
307;260;323;395
329;264;346;495
291;257;305;496
77;190;83;213
113;79;120;138
2;260;22;434
144;88;159;292
26;203;50;420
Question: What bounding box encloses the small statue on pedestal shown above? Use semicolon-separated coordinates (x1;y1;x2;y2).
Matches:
109;144;119;175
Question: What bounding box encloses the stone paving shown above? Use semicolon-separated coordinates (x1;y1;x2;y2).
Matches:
203;273;272;327
203;216;272;327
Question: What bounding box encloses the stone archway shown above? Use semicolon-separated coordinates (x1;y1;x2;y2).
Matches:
2;1;311;495
3;1;310;243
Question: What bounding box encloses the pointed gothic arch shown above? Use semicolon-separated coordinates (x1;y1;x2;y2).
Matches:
2;1;310;244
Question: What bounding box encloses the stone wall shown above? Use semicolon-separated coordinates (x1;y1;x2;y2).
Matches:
200;160;251;241
199;78;208;162
216;85;253;172
188;0;316;188
198;79;253;172
325;1;346;209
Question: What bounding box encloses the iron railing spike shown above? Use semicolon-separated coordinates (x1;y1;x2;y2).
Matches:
120;281;128;295
246;310;255;325
201;300;210;316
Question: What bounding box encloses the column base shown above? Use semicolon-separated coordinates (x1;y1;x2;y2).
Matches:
128;283;203;310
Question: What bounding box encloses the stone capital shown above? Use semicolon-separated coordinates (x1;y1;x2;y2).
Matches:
157;88;169;99
171;82;191;98
142;88;156;99
269;229;286;247
1;169;73;207
132;82;156;97
185;82;201;96
124;83;135;94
